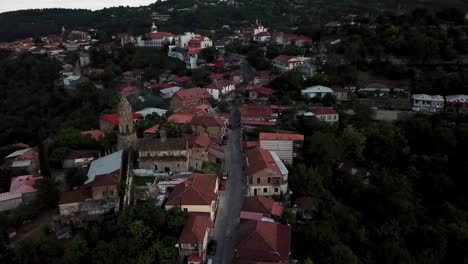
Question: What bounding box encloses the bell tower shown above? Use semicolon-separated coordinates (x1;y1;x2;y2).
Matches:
117;96;137;150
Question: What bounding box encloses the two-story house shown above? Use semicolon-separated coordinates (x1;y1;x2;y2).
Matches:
205;80;236;100
189;114;228;143
272;55;303;72
136;23;175;48
259;132;304;164
176;213;213;264
411;94;445;113
445;95;468;114
245;147;288;196
137;132;189;172
170;88;212;111
247;86;276;103
165;173;219;220
309;107;339;123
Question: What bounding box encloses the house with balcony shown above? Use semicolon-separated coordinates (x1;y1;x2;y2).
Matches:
412;94;444;113
245;147;288;197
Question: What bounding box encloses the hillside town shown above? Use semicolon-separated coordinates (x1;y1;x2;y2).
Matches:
2;2;468;264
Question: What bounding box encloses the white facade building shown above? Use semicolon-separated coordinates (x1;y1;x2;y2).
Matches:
301;85;334;98
412;94;444;113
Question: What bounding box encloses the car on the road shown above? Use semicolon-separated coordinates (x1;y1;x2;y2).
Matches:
221;170;228;180
207;240;217;255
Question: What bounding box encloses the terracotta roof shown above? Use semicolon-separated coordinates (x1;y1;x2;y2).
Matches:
174;88;211;101
209;73;224;80
205;80;234;91
81;129;104;140
245;147;280;177
259;132;304;141
144;82;172;89
331;85;346;92
241;104;273;119
241;120;276;126
273;55;297;63
188;48;202;55
310;107;338;116
92;170;121;187
137;137;186;151
174;76;192;83
249;86;276;96
243;141;260;149
236;219;291;263
168;113;194;124
178;213;212;244
100;113;141;126
145;32;175;39
294;196;320;212
144;124;160;134
190;114;226;128
242;196;283;217
59;184;92;205
166;174;218;206
194;135;211;148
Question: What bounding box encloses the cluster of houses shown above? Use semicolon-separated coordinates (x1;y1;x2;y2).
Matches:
411;94;468;113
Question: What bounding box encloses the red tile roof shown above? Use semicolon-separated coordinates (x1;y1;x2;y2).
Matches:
119;85;138;96
175;76;192;84
174;88;212;101
310;107;338;116
190;114;226;128
243;141;260;150
273;55;297;63
145;32;175;39
144;82;172;89
236;219;291;263
168;113;194;124
59;184;92;205
100;113;141;126
144;124;160;134
248;86;276;96
92;170;121;187
245;147;280;177
241;104;273;119
194;135;211;148
166;174;218;206
242;196;284;217
81;129;104;141
178;213;212;244
241;120;276;126
259;132;304;141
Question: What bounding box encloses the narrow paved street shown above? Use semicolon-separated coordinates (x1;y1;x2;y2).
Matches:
211;106;245;264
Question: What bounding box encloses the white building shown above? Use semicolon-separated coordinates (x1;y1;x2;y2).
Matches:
160;87;182;98
136;107;168;118
205;80;236;100
168;33;213;69
137;22;175;48
301;85;334;98
412;94;444;113
259;133;304;164
309;107;339;123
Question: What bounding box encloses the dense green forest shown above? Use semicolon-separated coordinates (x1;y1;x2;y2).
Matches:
1;203;186;264
287;107;468;264
1;0;468;42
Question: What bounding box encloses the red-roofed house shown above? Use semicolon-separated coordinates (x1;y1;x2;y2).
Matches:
230;70;244;83
310;107;339;123
119;84;139;96
189;114;228;142
143;124;160;137
0;175;41;212
165;174;219;220
4;148;39;175
245;147;288;197
272;55;304;72
99;113;141;133
189;135;212;170
81;129;104;141
174;76;192;85
235;218;291;263
205;80;236;100
259;133;304;164
242;196;283;218
241;104;277;127
253;70;272;85
176;213;213;263
171;88;212;110
209;73;224;82
247;86;276;102
169;113;195;124
331;86;349;101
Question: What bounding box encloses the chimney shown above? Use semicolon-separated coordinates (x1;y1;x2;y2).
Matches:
160;129;166;142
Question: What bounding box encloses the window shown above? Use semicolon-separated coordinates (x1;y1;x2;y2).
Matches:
109;190;114;196
263;188;268;193
177;163;180;168
183;208;188;212
257;178;260;184
267;177;271;183
102;191;107;196
275;188;279;193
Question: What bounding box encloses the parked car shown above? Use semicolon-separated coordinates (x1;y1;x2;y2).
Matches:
221;170;228;180
208;240;217;255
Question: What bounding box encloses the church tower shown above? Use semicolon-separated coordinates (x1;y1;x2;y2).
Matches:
117;96;137;150
151;22;158;33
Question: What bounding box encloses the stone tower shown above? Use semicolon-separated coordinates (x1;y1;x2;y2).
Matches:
117;96;137;150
